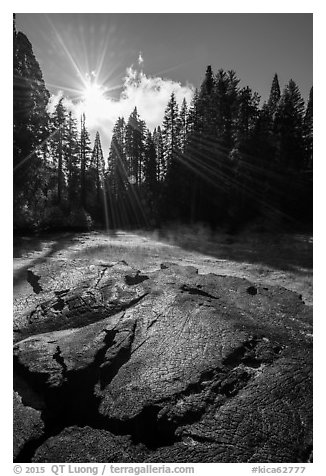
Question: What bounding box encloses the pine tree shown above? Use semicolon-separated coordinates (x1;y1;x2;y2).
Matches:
197;65;216;137
229;87;261;220
200;65;215;96
153;127;164;182
80;113;92;207
214;69;229;143
125;107;146;186
260;73;282;146
251;102;277;167
179;98;189;153
162;92;180;180
144;131;158;193
267;73;281;117
224;70;240;151
91;131;105;204
187;88;199;136
107;118;128;227
303;87;313;168
274;79;305;170
13;14;50;206
107;117;127;198
66;111;80;204
51;98;67;204
233;86;260;148
185;88;200;223
162;92;190;220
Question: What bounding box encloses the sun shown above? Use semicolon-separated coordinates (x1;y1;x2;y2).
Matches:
83;82;104;104
81;78;107;127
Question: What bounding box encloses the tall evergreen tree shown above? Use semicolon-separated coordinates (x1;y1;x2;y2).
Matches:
251;102;278;167
143;131;159;225
185;88;200;222
13;14;50;206
153;126;164;182
91;131;105;204
232;86;260;149
162;92;180;180
162;92;188;219
197;65;216;137
224;70;240;151
107;118;127;227
80;113;91;207
66;111;80;204
229;87;261;220
303;87;313;168
274;79;305;170
51;98;67;204
187;88;199;136
214;69;229;144
107;117;127;198
179;98;189;153
144;131;158;194
267;73;281;117
125;107;146;186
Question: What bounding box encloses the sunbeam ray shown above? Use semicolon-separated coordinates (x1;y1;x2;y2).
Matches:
14;125;63;173
44;14;87;88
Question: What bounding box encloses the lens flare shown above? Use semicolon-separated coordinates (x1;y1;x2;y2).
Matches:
81;79;107;126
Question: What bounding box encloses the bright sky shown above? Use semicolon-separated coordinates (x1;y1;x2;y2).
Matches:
15;13;312;156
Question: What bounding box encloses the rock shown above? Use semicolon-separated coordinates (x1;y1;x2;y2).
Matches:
13;262;312;463
14;262;149;341
32;426;147;463
146;353;312;463
13;391;44;460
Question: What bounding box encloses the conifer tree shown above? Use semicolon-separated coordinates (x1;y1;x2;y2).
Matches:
125;107;146;186
66;111;80;204
303;87;313;168
80;113;92;207
233;86;260;148
51;98;67;204
162;92;180;179
143;131;158;225
153;127;164;182
187;88;199;136
251;102;277;167
230;87;261;219
107;117;127;198
144;131;158;193
214;69;229;143
179;98;189;153
224;70;240;151
267;73;281;117
13;14;50;206
197;65;216;137
274;79;305;170
162;92;189;219
106;118;128;227
91;131;105;204
185;88;200;222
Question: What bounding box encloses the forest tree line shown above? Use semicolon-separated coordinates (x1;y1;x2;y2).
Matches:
13;18;312;233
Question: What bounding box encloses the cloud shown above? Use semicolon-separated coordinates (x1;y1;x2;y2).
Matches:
118;67;194;129
47;66;194;155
